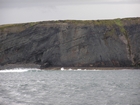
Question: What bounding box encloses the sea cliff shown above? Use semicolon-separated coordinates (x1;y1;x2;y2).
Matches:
0;18;140;69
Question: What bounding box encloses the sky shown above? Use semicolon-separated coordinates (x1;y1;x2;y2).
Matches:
0;0;140;25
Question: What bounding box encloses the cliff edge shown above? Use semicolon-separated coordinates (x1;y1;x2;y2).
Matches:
0;18;140;68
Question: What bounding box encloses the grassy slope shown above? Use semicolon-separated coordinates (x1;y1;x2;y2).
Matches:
0;17;140;29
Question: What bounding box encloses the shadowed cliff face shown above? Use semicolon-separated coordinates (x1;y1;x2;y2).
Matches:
0;18;140;68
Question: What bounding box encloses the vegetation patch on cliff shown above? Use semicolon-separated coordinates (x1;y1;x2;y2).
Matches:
0;22;37;35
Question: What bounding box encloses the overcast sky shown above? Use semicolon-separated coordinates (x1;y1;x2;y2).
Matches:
0;0;140;25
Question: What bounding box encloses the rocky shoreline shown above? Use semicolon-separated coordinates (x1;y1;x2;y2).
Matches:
45;67;140;70
0;64;139;70
0;64;40;70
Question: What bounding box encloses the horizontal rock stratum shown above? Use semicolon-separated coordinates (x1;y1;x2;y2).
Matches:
0;18;140;68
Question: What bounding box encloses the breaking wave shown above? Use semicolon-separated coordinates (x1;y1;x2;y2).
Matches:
60;67;101;71
0;68;41;73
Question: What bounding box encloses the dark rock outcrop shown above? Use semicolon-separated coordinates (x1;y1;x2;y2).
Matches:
0;18;140;68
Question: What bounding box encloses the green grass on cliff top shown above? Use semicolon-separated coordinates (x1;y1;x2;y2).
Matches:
0;17;140;30
0;22;37;31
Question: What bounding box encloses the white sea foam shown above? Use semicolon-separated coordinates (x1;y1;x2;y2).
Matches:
74;69;101;71
68;68;72;71
0;68;40;73
60;68;101;71
61;67;65;71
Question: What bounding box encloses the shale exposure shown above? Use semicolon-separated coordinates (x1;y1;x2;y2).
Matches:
0;18;140;69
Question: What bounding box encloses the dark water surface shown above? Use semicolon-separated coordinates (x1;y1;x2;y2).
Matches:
0;69;140;105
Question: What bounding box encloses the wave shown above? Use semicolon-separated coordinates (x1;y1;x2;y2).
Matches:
0;68;41;73
60;67;101;71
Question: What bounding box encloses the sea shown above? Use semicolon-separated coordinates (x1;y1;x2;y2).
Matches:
0;68;140;105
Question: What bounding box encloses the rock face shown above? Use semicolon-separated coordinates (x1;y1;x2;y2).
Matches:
0;18;140;68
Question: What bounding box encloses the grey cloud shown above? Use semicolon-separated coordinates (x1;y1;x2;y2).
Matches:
0;0;140;9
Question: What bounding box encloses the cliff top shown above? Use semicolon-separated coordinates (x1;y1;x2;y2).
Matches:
0;17;140;29
0;17;140;37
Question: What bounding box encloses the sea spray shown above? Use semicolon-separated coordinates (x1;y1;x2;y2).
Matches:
0;68;41;73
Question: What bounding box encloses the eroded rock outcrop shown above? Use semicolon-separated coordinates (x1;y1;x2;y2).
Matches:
0;18;140;68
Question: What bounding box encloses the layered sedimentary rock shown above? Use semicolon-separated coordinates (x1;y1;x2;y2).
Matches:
0;18;140;68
